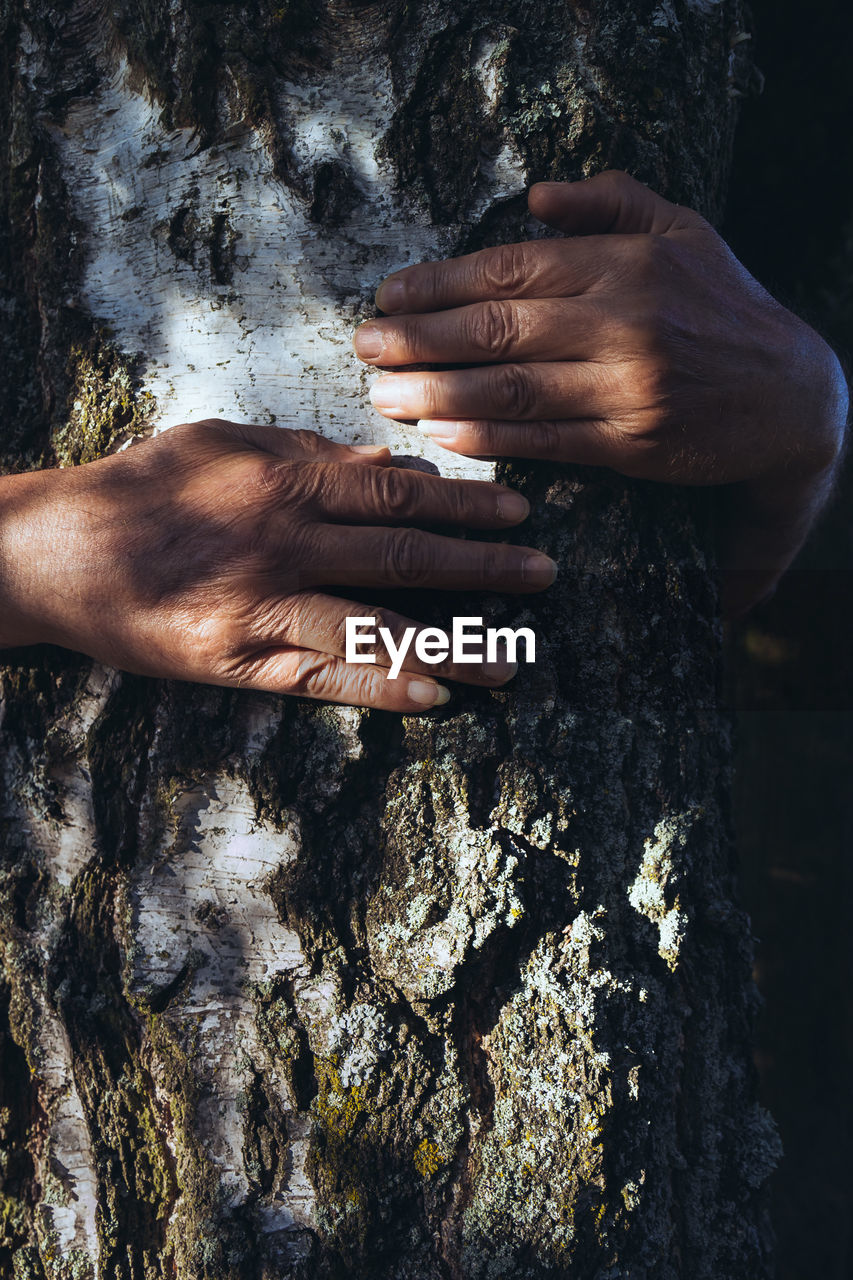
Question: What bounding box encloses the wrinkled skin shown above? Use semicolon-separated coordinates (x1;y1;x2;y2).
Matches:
0;420;554;711
356;171;849;617
1;173;846;709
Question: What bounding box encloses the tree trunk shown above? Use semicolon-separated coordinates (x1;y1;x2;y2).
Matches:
0;2;779;1277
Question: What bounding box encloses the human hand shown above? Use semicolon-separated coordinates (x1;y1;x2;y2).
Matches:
0;420;556;711
354;170;848;616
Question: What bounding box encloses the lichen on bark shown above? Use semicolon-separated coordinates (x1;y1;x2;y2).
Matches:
0;2;781;1277
51;333;152;467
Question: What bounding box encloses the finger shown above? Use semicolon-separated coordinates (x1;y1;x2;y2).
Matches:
419;417;635;470
369;362;617;423
258;591;519;684
374;239;611;315
528;170;705;237
311;526;557;593
233;645;453;712
215;420;394;464
354;298;606;367
298;460;530;527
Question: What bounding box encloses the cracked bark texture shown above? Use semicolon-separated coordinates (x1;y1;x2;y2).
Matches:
0;2;780;1278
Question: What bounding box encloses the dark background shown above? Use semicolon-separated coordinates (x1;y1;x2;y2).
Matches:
722;1;853;1274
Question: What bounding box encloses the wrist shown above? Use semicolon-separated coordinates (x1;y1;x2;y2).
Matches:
718;340;847;614
791;331;848;484
0;470;65;649
751;334;848;522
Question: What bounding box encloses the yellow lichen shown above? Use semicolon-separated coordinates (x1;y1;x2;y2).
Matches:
412;1138;443;1178
313;1057;370;1139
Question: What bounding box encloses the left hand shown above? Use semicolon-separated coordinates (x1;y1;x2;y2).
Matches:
353;170;848;616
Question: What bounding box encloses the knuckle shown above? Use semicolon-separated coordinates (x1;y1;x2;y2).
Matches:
286;428;328;456
251;458;322;507
252;458;293;500
347;666;380;707
534;419;564;457
617;309;657;352
491;364;537;417
633;408;668;443
288;651;335;699
442;479;472;523
185;606;244;664
619;359;670;439
467;300;519;359
370;607;396;646
371;609;410;662
478;242;528;296
249;593;297;641
421;377;446;419
632;357;669;409
290;654;379;708
179;417;230;434
372;465;415;518
386;527;432;587
169;418;204;436
159;419;221;454
394;315;419;356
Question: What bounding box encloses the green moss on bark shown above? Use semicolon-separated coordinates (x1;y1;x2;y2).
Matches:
50;334;153;468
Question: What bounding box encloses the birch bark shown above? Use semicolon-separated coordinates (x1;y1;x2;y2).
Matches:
0;2;779;1277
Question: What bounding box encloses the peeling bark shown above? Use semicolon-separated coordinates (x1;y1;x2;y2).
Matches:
0;2;779;1277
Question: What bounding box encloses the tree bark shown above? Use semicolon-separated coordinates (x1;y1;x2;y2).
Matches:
0;2;779;1277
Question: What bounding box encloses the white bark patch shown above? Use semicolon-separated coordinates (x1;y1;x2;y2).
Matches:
29;1005;100;1270
128;771;314;1226
53;48;526;480
469;31;528;222
628;810;696;967
0;659;116;1271
368;782;526;1003
16;664;118;888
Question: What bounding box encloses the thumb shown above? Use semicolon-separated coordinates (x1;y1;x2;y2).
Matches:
528;170;704;236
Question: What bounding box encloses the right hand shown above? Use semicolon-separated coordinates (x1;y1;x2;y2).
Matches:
0;420;556;711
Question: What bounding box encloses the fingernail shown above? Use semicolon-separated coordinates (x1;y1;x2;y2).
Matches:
497;491;530;522
350;443;390;454
376;278;406;313
370;378;405;411
420;419;458;441
407;680;451;707
353;324;383;360
522;553;558;586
